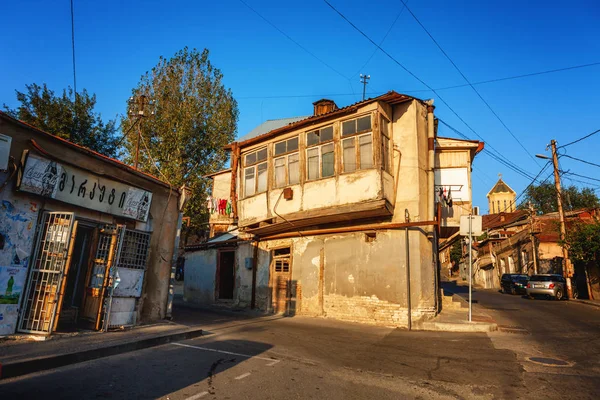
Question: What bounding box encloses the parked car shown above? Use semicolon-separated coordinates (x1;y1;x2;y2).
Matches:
500;274;529;295
526;274;578;300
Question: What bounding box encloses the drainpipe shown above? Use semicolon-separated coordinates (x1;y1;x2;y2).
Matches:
405;209;412;331
427;104;437;314
250;238;259;309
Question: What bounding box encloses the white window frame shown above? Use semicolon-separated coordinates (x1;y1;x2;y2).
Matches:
274;152;300;188
243;147;268;198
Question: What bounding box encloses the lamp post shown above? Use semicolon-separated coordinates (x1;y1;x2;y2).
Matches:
536;141;574;298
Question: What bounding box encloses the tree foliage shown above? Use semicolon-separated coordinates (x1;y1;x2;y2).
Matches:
519;182;600;214
121;47;238;231
450;240;462;266
3;83;119;157
563;220;600;263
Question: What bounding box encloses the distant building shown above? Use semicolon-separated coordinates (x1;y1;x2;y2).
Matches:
487;175;516;214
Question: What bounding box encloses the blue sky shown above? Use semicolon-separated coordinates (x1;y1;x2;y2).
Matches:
2;0;599;211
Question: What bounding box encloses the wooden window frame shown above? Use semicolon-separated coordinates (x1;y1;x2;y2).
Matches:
274;152;300;188
242;147;268;198
306;125;335;181
341;132;373;173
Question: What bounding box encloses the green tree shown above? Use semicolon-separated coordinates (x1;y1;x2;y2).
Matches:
519;182;600;214
562;220;600;264
121;47;238;231
3;83;119;157
450;240;462;266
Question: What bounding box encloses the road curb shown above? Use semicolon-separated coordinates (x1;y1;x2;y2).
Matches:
573;299;600;308
0;327;203;380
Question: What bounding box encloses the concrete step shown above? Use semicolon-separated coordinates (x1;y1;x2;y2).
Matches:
420;320;497;333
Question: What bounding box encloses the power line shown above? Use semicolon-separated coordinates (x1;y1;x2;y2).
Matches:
324;0;535;179
557;128;600;148
237;61;600;100
237;0;355;97
438;119;535;180
352;1;408;78
563;172;600;183
562;154;600;169
399;0;540;167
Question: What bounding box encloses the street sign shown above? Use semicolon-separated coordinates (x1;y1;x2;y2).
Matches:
460;215;483;236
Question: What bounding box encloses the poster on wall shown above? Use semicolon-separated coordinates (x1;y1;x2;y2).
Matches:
18;152;153;222
0;266;28;335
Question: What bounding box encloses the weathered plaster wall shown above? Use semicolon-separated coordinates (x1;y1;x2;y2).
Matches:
0;115;179;325
184;249;217;304
287;229;435;327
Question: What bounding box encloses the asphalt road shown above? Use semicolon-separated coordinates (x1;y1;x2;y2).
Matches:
1;288;599;400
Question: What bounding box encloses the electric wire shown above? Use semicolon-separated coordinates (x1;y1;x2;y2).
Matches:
398;0;540;167
562;154;600;169
558;128;600;148
323;0;533;179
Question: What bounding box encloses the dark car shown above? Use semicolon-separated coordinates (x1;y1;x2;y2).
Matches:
501;274;529;295
526;274;578;300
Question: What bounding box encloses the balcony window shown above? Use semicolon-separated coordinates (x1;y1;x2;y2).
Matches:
342;133;373;172
306;126;335;180
274;153;300;188
342;115;371;136
243;147;267;197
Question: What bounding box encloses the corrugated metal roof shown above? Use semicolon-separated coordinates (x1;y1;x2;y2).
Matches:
207;229;238;243
238;116;309;142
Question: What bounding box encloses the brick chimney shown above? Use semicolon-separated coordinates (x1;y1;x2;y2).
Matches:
313;99;338;116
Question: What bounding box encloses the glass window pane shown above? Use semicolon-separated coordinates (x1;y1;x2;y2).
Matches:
322;143;334;177
342;120;356;136
357;115;371;132
244;167;255;197
307;148;319;180
245;152;256;166
275;141;286;155
257;148;267;162
275;157;286;188
257;162;267;192
320;126;333;142
343;138;356;173
287;137;298;152
288;153;299;184
307;131;319;146
274;247;291;256
359;134;373;169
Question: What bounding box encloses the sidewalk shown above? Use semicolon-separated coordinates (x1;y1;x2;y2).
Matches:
419;279;498;333
0;319;202;380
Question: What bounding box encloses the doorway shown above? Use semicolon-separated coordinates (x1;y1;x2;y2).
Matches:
56;224;95;331
271;247;292;314
217;250;235;300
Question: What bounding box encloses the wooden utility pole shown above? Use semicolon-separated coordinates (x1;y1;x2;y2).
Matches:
550;139;574;298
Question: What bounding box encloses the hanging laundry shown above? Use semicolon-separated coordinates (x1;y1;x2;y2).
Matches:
206;196;213;213
212;197;218;213
226;200;232;216
446;187;453;208
219;199;227;214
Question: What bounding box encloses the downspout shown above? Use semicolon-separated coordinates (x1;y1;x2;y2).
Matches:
250;238;259;309
230;142;240;220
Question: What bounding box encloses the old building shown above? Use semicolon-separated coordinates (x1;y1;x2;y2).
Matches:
487;175;516;214
184;92;483;327
0;111;185;336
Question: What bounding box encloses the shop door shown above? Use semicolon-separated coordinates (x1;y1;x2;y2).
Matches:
18;212;78;334
271;248;291;314
217;250;235;299
80;226;120;330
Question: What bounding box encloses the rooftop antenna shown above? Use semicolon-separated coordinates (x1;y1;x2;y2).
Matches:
360;74;370;101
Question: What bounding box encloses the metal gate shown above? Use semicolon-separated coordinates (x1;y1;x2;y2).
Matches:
18;212;77;334
104;228;151;330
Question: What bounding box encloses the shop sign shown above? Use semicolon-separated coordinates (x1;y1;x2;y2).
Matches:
18;153;152;222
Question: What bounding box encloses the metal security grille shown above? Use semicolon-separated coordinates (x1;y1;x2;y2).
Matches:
89;231;114;289
117;229;151;270
18;212;75;334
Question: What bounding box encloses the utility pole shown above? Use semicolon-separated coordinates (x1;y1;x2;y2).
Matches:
128;95;155;171
550;139;574;298
360;74;370;101
538;140;573;297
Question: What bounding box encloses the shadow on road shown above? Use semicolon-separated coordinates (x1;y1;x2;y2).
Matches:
0;339;274;400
